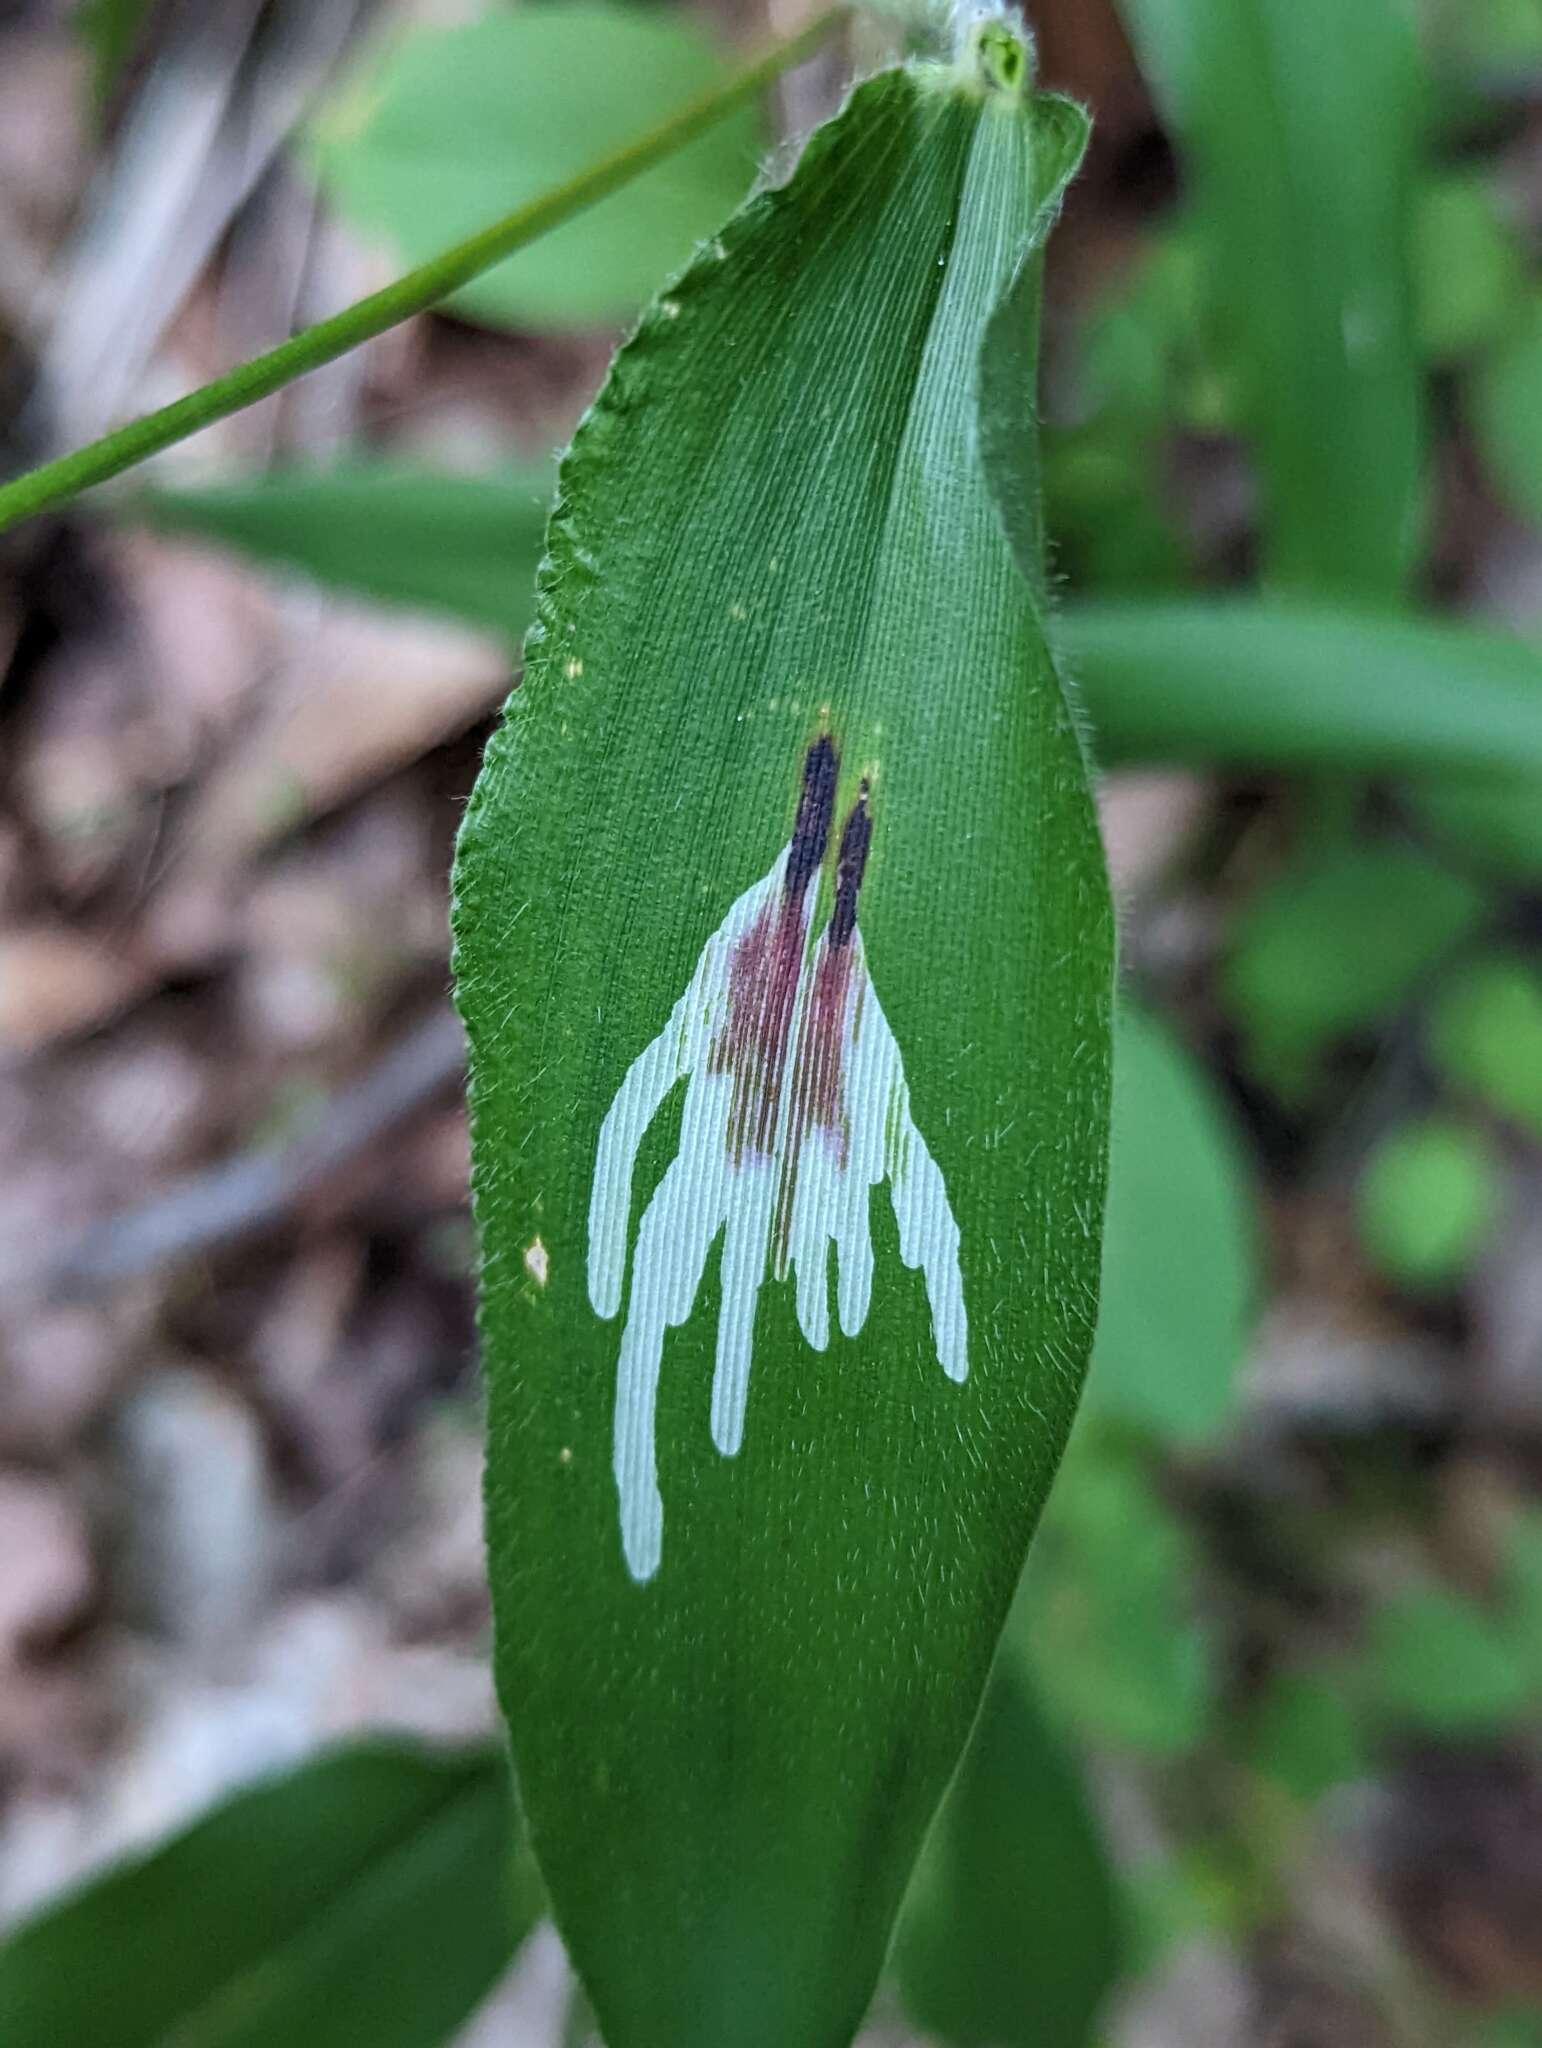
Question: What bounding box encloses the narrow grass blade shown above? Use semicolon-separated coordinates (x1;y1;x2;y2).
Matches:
1118;0;1426;600
1062;599;1542;779
133;461;554;638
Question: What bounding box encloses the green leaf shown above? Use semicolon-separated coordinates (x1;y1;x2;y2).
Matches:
1117;0;1425;600
1222;843;1484;1094
1364;1583;1533;1733
894;1655;1124;2048
1066;600;1542;879
1060;600;1542;779
1431;954;1542;1137
1245;1673;1368;1804
128;497;1542;825
452;39;1113;2048
1040;233;1209;595
308;4;763;332
1415;773;1542;883
0;1740;532;2048
1043;430;1192;595
1473;2015;1542;2048
1472;291;1542;527
1437;786;1542;895
1123;1848;1254;1962
1089;1003;1257;1442
1022;1433;1213;1756
130;460;553;640
1061;226;1236;443
1428;0;1542;69
1413;175;1527;365
1358;1115;1502;1290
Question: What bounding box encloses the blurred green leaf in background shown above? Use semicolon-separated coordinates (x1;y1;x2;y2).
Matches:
894;1653;1125;2048
1473;292;1542;529
1117;0;1426;601
135;462;548;638
1362;1511;1542;1734
115;496;1542;854
1022;1433;1213;1758
1245;1670;1369;1807
0;1742;533;2048
307;3;764;331
1414;173;1527;365
137;462;554;641
1223;842;1484;1098
1089;1003;1257;1443
1432;954;1542;1138
77;0;155;102
1358;1114;1503;1290
1062;600;1542;788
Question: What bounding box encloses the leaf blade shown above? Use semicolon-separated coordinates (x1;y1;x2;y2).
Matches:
0;1741;531;2048
454;45;1113;2048
130;460;553;639
1061;599;1542;780
894;1654;1124;2048
1090;1003;1257;1442
1117;0;1426;599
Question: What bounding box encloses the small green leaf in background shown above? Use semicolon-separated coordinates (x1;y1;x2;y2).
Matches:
1473;292;1542;529
1122;1845;1255;1966
132;461;553;641
1089;1003;1257;1443
1043;429;1190;595
1223;843;1484;1096
1060;600;1542;782
1064;227;1235;441
1414;771;1542;885
1358;1115;1502;1290
1474;2014;1542;2048
0;1741;532;2048
1041;233;1210;594
453;29;1113;2048
1413;174;1527;365
894;1655;1124;2048
1072;232;1211;432
1245;1671;1368;1805
1364;1581;1533;1735
1022;1434;1212;1756
308;3;763;332
1428;0;1542;70
1117;0;1426;601
1431;954;1542;1137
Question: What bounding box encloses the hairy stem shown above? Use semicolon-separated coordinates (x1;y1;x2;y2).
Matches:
0;6;844;537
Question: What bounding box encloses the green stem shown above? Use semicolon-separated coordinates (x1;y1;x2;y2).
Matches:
0;6;845;537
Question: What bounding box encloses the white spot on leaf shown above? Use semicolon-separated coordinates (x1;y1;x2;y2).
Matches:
587;801;967;1583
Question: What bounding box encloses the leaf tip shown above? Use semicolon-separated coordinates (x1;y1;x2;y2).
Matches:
953;6;1035;101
